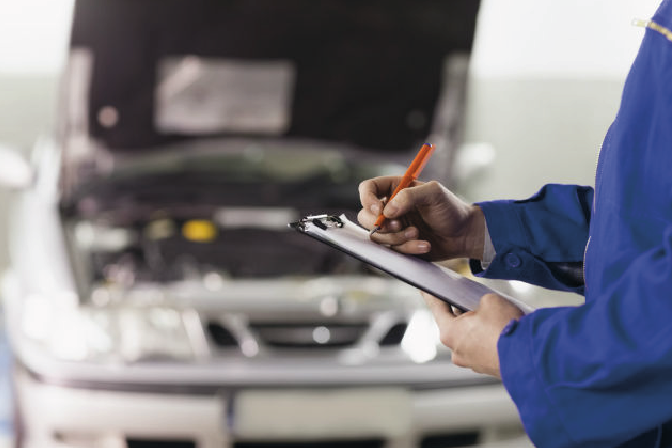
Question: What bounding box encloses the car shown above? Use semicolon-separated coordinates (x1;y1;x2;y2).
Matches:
0;1;530;447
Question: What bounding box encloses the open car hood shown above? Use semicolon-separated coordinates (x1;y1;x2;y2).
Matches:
57;0;481;198
53;0;482;304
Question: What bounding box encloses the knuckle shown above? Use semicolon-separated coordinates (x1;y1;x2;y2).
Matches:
358;179;372;196
438;329;453;348
451;353;467;368
356;208;369;224
425;180;442;191
393;188;409;203
424;180;445;197
480;293;500;307
416;180;447;205
387;235;404;247
387;195;408;217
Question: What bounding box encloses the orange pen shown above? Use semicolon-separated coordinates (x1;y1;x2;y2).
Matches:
370;142;435;235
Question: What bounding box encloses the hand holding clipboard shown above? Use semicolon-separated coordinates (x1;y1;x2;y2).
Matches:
291;142;533;314
290;214;534;315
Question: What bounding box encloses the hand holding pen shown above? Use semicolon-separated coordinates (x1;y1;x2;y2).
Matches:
370;143;435;235
358;144;523;381
357;143;488;262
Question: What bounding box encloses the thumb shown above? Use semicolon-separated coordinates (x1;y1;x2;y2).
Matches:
386;181;446;218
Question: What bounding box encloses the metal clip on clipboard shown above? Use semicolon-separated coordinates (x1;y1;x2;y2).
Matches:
289;214;344;231
290;214;535;314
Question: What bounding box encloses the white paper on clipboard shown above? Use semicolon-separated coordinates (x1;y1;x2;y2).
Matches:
290;214;534;314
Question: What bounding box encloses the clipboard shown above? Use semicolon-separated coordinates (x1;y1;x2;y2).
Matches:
289;214;534;314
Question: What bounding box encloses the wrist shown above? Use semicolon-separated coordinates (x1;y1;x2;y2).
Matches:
466;205;486;260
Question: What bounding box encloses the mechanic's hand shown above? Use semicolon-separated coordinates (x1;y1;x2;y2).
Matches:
422;292;524;378
358;176;485;261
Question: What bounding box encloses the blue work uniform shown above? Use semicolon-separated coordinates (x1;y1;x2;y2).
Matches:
472;1;672;446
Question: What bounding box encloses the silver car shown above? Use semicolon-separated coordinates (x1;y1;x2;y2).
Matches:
0;1;529;447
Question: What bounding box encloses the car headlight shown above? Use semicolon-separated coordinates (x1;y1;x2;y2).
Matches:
400;309;441;363
20;293;195;363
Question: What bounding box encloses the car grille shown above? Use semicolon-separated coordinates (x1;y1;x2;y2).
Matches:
122;433;481;448
249;322;369;349
206;320;409;351
206;322;239;348
233;441;385;448
420;432;480;447
126;439;195;448
378;322;408;346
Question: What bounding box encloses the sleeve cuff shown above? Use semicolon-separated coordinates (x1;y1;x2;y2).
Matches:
477;200;530;254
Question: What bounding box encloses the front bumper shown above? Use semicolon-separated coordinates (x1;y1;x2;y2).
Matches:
14;366;528;448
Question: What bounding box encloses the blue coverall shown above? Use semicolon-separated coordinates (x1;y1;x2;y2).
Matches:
472;1;672;446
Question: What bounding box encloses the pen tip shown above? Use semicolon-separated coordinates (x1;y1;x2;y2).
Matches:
369;227;379;236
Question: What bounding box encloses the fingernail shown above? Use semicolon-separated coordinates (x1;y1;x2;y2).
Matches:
417;242;430;252
404;228;417;238
370;203;380;214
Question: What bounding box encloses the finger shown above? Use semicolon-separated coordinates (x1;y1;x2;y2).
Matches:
385;181;447;218
358;209;404;234
358;177;400;212
479;293;525;320
369;225;417;245
369;228;431;254
420;291;460;350
389;239;431;255
420;291;456;323
357;207;379;230
478;293;503;311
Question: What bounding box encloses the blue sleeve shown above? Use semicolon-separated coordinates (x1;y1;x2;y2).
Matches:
498;226;672;447
498;4;672;446
471;184;593;294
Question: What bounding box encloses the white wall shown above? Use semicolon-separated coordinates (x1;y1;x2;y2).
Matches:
471;0;661;79
4;0;659;79
0;0;74;75
463;1;665;305
463;0;665;204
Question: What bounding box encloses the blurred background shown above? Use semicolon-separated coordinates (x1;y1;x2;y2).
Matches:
0;0;661;264
0;0;661;447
